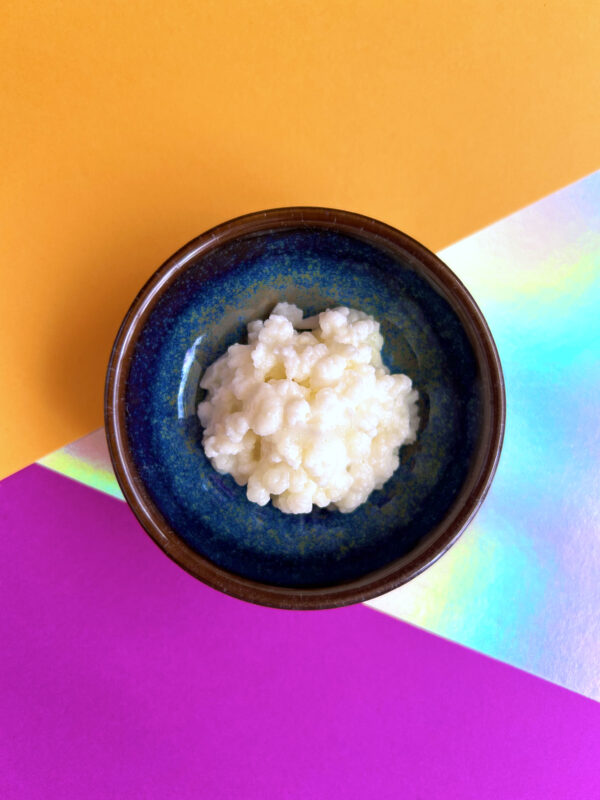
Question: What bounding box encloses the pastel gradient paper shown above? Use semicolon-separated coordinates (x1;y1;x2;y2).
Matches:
369;170;600;699
39;171;600;699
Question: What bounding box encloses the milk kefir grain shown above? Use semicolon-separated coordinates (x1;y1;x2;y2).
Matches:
198;303;419;513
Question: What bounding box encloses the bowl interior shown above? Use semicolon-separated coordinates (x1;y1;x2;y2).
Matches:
124;227;482;588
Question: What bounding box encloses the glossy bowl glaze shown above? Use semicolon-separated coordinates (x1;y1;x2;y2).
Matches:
105;208;505;609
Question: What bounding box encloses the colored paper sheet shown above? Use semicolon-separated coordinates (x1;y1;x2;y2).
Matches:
2;465;600;799
39;172;600;699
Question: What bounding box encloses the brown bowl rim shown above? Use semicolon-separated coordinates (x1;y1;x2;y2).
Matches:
105;206;506;610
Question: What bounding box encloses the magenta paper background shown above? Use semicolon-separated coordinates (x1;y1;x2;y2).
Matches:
2;465;600;798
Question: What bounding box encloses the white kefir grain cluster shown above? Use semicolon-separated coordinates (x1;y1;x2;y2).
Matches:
198;303;419;513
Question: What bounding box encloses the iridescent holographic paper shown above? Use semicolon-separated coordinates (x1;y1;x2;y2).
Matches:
369;171;600;700
39;171;600;699
39;428;123;500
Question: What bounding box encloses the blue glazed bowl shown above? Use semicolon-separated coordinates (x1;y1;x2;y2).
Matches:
105;208;505;609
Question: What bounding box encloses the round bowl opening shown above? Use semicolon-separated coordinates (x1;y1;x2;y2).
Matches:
105;208;505;609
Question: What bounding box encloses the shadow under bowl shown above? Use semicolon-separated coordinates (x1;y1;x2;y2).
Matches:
105;207;505;609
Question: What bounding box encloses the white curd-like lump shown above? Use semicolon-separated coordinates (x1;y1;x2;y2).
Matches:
198;303;419;513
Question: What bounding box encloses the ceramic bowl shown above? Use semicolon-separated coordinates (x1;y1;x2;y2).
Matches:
105;207;505;609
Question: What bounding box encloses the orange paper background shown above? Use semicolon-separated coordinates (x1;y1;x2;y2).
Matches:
1;0;599;478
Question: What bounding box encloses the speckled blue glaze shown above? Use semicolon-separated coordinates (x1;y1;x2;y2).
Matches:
125;228;481;587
